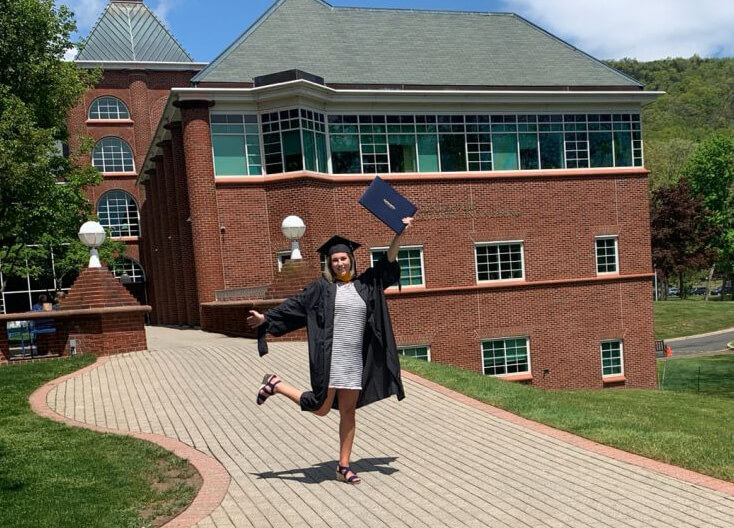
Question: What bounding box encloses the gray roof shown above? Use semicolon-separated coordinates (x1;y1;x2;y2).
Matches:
77;1;193;62
193;0;640;87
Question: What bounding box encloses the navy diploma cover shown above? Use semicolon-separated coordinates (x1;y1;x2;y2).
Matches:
359;176;417;234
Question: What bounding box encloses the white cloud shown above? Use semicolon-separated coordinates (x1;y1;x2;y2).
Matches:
503;0;734;60
151;0;177;28
58;0;106;31
63;46;78;61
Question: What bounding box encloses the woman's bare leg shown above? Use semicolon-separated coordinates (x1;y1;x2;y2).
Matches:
271;378;303;406
337;389;360;467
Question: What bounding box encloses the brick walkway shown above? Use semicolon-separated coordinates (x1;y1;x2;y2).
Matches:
45;327;734;528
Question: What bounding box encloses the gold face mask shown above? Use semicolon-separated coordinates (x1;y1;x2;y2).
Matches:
336;270;353;282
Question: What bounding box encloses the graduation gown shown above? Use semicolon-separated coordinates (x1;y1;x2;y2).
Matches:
257;257;406;411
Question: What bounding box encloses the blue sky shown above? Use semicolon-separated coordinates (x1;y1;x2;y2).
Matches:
61;0;734;62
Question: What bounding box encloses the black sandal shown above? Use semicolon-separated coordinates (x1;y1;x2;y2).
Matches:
256;374;281;405
336;464;362;484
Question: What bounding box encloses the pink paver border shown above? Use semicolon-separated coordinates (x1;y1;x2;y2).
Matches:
29;356;230;528
401;369;734;496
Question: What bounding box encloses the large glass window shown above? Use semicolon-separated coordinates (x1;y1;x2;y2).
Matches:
417;116;439;172
328;115;361;173
475;242;524;282
97;190;140;238
371;247;424;286
261;108;326;174
88;96;130;120
92;137;134;173
482;337;530;376
601;340;623;376
210;114;261;176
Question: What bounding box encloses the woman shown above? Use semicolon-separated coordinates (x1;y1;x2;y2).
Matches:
246;217;413;485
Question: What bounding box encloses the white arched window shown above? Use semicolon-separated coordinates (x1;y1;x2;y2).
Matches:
111;258;146;283
92;137;135;173
97;190;140;237
88;96;130;120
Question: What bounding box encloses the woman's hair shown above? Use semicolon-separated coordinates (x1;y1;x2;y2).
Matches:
322;252;355;283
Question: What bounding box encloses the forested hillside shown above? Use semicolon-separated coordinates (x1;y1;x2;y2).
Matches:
606;57;734;188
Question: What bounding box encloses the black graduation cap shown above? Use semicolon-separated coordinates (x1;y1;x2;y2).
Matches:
317;235;361;256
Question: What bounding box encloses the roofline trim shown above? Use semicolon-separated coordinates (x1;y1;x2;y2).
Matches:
75;60;207;71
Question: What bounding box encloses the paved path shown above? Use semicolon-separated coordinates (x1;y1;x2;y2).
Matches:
46;327;734;528
667;328;734;356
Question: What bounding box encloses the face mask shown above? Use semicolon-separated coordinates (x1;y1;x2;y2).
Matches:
336;270;353;282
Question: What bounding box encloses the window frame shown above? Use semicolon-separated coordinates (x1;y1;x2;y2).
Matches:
370;245;425;288
474;240;525;284
600;339;624;377
96;189;141;238
91;136;136;174
111;257;146;283
88;96;130;121
480;336;532;377
398;345;431;362
595;235;619;275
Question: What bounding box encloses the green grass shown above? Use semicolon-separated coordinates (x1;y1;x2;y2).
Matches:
658;354;734;397
0;357;199;528
654;299;734;339
399;355;734;482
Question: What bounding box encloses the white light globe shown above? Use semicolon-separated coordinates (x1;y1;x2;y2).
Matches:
281;215;306;240
78;221;106;248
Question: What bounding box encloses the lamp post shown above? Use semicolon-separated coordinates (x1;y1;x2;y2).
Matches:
78;221;106;268
281;216;306;260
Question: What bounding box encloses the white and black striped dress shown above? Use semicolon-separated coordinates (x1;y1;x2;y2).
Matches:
329;281;367;390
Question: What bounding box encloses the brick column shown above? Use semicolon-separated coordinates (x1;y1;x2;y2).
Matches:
166;121;199;326
153;156;175;324
139;176;159;324
128;73;152;170
177;100;224;306
159;140;186;325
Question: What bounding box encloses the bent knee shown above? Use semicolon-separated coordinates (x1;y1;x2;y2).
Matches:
313;406;331;417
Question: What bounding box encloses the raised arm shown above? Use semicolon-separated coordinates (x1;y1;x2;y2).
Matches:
387;217;413;262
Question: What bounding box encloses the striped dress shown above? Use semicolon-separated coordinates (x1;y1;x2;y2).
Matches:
329;281;367;390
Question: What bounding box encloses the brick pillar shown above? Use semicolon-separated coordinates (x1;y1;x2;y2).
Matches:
128;73;152;170
177;100;224;305
159;140;186;325
153;156;175;324
139;177;159;324
166;121;199;326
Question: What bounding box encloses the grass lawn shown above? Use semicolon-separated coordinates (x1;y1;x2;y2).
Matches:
399;355;734;483
0;356;200;528
654;299;734;339
658;354;734;397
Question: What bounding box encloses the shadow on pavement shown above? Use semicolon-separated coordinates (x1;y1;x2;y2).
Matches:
252;457;399;483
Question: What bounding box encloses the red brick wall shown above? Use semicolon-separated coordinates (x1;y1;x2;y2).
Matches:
199;170;655;389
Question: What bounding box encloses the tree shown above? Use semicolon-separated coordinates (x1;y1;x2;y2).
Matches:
0;0;122;292
683;135;734;299
650;178;720;299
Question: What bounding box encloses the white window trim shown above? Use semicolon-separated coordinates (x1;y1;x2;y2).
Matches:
88;96;130;121
398;344;431;362
600;339;625;377
480;336;532;377
370;245;425;288
474;240;525;284
595;235;619;275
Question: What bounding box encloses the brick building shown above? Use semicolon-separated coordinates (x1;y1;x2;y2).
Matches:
97;0;661;390
65;0;205;306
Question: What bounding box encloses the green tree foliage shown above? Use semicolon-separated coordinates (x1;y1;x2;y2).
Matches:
683;134;734;276
650;178;720;298
0;0;123;289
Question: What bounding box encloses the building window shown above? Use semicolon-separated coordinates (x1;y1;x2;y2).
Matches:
261;108;327;174
370;247;424;286
595;236;618;274
399;345;430;361
475;242;524;282
88;96;130;120
277;251;291;271
482;337;530;376
210;114;262;176
322;113;640;175
111;258;145;283
97;190;140;237
601;340;623;376
92;137;135;173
